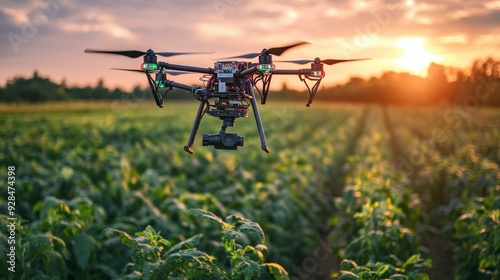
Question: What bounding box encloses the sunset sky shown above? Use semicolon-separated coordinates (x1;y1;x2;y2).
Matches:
1;0;499;91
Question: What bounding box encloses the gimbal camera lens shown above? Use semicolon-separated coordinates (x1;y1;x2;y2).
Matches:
222;133;237;146
203;132;244;150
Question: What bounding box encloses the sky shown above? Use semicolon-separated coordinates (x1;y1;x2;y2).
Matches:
1;0;499;91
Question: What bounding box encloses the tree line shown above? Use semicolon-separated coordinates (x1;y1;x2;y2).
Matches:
327;57;500;106
1;57;499;106
0;71;152;103
276;57;500;107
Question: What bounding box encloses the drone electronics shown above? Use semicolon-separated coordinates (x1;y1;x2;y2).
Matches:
84;42;369;154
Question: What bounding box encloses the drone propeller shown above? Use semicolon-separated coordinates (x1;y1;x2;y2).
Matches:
111;67;153;73
220;41;310;60
277;58;371;65
85;48;212;59
110;68;189;76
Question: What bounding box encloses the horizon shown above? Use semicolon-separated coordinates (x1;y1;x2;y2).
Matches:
2;57;492;93
1;0;499;91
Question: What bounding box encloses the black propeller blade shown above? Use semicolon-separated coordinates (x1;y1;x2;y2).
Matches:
110;68;189;76
277;58;371;65
267;41;310;56
110;68;153;73
85;48;212;59
220;41;310;60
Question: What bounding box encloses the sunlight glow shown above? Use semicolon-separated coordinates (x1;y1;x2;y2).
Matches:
352;0;367;10
324;8;338;17
282;9;298;25
415;17;433;25
396;38;441;76
440;34;468;44
450;10;470;20
485;1;500;9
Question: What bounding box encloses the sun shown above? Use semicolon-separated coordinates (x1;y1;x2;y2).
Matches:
396;38;440;76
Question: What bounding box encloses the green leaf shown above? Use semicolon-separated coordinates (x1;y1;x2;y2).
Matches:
166;234;202;255
341;259;358;271
163;249;227;279
136;225;158;241
238;222;265;243
189;209;226;227
233;260;260;280
389;274;409;280
243;246;265;263
352;266;371;276
262;263;289;280
226;214;250;224
338;271;359;280
376;264;391;277
403;254;420;269
72;232;94;270
102;228;137;248
47;233;69;259
47;250;67;279
133;191;166;222
25;234;52;260
255;244;269;259
40;196;64;219
142;261;160;280
223;229;240;241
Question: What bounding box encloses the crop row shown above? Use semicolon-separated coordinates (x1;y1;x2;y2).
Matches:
331;107;431;279
388;106;500;279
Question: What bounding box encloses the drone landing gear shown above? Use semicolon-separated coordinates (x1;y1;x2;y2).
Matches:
252;72;273;105
300;74;323;107
248;85;270;153
183;86;270;154
183;101;206;154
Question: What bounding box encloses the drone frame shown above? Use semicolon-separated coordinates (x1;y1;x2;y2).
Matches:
84;44;368;154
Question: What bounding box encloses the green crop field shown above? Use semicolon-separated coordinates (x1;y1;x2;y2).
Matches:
0;101;498;280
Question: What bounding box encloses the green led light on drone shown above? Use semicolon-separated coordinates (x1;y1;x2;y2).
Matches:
155;80;165;88
258;64;275;73
141;63;158;71
310;70;325;78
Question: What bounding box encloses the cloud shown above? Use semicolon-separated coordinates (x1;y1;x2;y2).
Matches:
59;12;135;39
402;0;500;34
0;0;498;89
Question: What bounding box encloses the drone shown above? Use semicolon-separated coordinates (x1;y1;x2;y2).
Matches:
84;42;368;154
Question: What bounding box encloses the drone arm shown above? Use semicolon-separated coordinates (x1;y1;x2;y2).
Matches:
158;62;214;74
239;66;259;77
273;69;311;75
163;80;199;92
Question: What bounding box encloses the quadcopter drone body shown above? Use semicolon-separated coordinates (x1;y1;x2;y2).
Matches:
85;42;368;154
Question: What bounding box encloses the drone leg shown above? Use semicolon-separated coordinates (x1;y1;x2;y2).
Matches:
248;85;270;153
184;101;206;154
